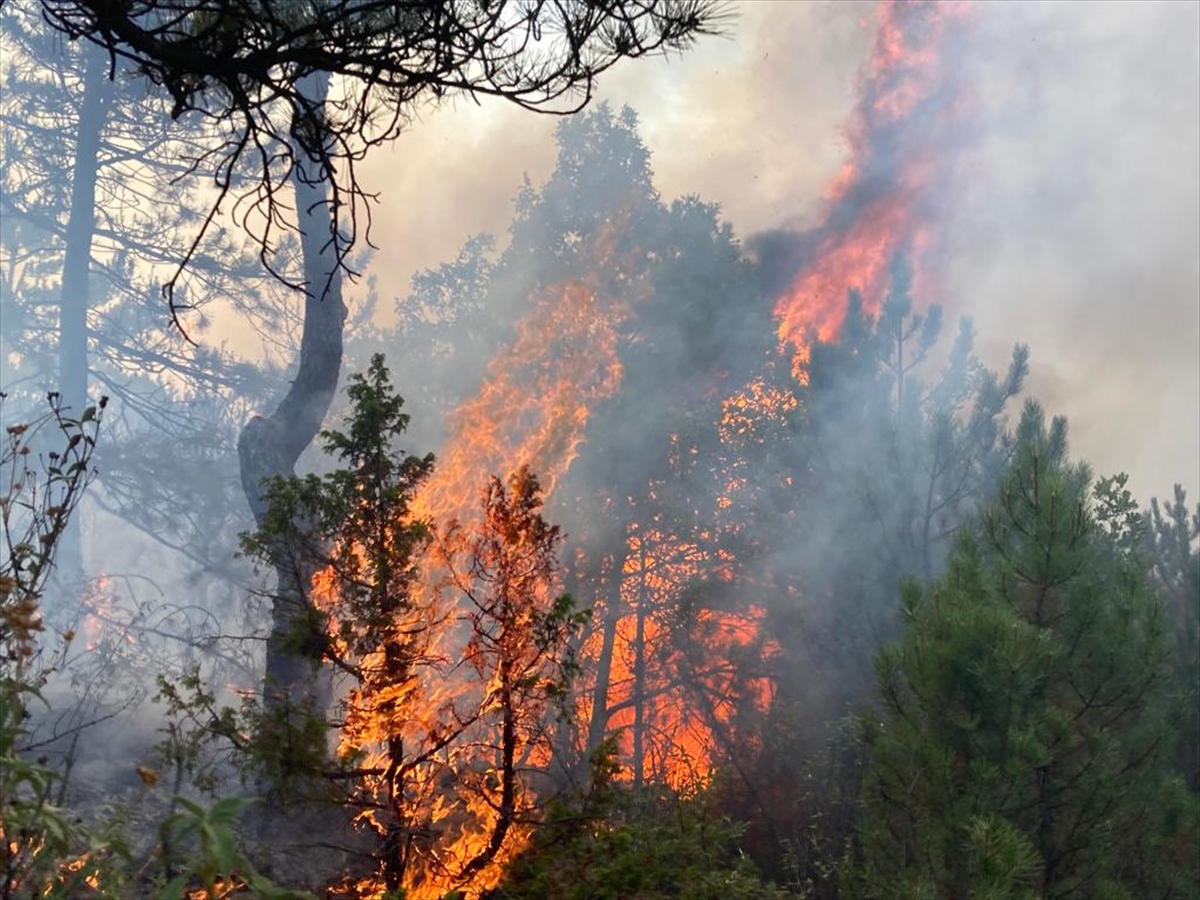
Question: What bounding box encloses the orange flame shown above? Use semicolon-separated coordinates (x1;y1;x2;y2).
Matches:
774;0;970;376
411;281;626;528
79;575;135;651
584;0;973;788
319;3;973;887
587;524;777;789
321;214;641;899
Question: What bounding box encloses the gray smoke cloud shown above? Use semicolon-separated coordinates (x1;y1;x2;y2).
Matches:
945;0;1199;501
362;0;1198;502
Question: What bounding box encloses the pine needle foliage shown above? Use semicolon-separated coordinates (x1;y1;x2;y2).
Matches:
851;401;1200;899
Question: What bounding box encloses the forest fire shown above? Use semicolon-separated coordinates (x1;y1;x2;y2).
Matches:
2;0;1194;898
774;0;969;377
312;220;637;900
397;0;973;804
576;0;975;788
592;540;776;789
301;3;978;895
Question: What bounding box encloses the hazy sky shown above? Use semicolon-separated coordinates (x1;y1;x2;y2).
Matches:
357;0;1199;503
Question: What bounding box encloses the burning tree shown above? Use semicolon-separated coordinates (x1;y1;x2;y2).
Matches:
714;267;1033;889
368;105;789;792
241;354;582;898
418;466;585;893
22;0;728;716
452;106;789;787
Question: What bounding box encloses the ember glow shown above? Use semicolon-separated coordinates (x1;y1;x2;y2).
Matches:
774;0;970;376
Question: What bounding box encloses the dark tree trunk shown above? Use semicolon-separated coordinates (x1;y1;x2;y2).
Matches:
631;543;648;786
586;571;621;755
237;72;346;708
55;42;111;597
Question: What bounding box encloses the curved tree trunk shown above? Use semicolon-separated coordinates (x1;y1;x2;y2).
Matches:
237;71;346;708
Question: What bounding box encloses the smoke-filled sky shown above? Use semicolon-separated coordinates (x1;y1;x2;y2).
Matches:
358;0;1199;503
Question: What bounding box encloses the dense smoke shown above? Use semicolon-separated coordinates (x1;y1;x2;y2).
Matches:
361;0;1199;502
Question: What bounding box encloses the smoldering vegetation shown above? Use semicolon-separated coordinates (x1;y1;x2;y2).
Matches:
1;2;1197;899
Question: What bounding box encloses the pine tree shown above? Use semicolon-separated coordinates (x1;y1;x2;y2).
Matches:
241;355;584;896
853;401;1199;899
1142;485;1200;792
738;270;1029;889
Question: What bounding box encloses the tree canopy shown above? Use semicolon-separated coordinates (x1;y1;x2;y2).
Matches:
853;402;1199;899
36;0;727;314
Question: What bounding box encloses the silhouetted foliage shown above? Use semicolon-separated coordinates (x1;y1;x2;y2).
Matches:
1;2;285;627
37;0;727;311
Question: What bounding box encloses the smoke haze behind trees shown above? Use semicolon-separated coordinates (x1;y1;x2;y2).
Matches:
357;0;1199;504
1;2;1197;893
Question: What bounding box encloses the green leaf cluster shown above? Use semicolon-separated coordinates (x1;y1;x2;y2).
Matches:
159;796;311;900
